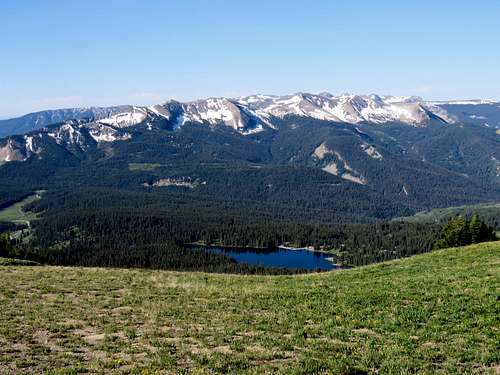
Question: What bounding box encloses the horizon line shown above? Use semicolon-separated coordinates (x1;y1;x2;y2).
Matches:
1;92;499;120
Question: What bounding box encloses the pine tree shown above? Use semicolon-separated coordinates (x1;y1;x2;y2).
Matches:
0;233;15;258
469;213;482;243
434;217;460;249
435;214;498;250
456;216;471;246
478;221;498;243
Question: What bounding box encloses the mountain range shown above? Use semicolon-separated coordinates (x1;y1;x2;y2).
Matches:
3;92;498;139
1;92;499;223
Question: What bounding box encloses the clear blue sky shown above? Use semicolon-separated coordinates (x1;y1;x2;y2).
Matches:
1;0;499;117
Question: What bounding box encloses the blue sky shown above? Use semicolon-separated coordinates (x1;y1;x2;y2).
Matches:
1;0;499;117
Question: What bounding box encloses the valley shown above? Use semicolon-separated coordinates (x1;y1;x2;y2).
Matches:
1;94;499;272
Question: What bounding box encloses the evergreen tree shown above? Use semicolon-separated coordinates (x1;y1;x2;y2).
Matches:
0;233;15;258
435;214;498;250
435;217;457;249
469;213;483;243
478;221;498;243
456;216;471;246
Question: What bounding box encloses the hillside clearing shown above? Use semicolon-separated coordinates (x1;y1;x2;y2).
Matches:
128;163;164;171
0;242;499;374
394;202;500;224
0;191;43;224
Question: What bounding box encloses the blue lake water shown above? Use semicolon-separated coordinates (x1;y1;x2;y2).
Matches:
193;246;338;271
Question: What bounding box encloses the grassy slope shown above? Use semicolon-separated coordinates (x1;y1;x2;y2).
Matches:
128;163;164;171
394;202;500;224
0;192;41;224
0;242;499;374
0;258;39;266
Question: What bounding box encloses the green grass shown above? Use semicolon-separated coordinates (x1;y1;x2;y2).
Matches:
0;242;499;374
395;202;500;224
0;257;39;266
0;191;43;224
128;163;164;171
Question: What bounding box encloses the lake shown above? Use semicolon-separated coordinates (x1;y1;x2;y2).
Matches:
191;246;339;271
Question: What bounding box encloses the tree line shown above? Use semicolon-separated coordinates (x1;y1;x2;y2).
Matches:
434;214;498;249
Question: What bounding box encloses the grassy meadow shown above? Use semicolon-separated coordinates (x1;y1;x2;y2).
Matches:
0;192;42;225
395;202;500;224
0;242;498;374
128;163;164;172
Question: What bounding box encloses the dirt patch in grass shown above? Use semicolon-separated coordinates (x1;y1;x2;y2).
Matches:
73;329;106;346
33;330;62;352
352;328;378;336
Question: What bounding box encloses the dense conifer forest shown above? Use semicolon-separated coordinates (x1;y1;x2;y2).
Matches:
0;185;447;272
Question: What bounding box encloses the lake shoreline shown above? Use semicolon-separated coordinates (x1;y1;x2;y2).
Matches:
186;243;346;271
185;242;334;255
185;242;274;250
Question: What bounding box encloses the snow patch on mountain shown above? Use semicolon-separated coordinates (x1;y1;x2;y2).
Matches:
47;123;88;148
176;97;268;133
98;106;148;128
24;135;35;153
87;123;131;143
147;105;171;120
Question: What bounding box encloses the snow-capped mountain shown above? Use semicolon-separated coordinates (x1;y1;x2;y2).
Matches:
173;98;269;134
0;92;463;139
2;91;500;165
84;99;269;135
238;93;456;125
0;119;134;163
79;92;458;136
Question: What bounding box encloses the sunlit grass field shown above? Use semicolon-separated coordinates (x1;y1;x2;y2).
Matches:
0;242;498;374
0;192;42;224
